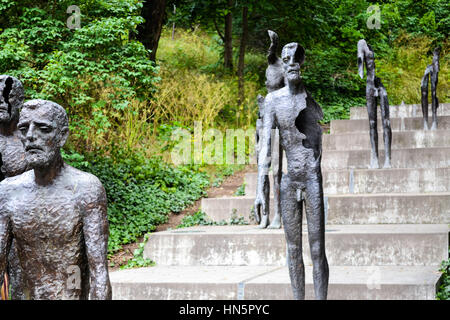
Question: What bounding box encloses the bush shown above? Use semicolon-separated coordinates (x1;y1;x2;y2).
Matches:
63;150;210;256
0;0;159;153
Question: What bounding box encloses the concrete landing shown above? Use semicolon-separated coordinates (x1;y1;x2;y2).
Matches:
110;265;442;300
201;193;450;224
323;130;450;151
331;116;450;134
244;168;450;195
143;225;449;267
350;103;450;119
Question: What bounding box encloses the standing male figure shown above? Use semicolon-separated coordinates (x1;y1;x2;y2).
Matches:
421;47;440;130
254;43;329;300
255;30;285;229
0;75;28;300
0;99;111;299
357;39;392;169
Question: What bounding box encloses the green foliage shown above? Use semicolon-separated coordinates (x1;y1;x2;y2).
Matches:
63;150;210;256
120;234;155;270
175;210;248;229
176;210;216;228
0;0;159;151
234;183;246;196
437;250;450;300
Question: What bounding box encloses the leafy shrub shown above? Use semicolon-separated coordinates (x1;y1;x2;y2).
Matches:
175;210;248;229
119;234;155;270
0;0;159;152
63;150;210;256
437;250;450;300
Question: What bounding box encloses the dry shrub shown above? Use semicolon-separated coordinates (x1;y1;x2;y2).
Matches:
148;67;234;131
378;33;449;105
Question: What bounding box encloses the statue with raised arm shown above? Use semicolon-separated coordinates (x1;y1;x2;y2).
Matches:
255;30;284;229
357;39;392;169
0;75;28;300
0;99;111;300
420;47;440;130
254;42;329;299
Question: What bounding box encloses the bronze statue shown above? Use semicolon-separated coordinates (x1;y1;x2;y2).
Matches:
0;99;111;299
255;42;329;299
421;47;440;130
0;75;28;300
357;39;392;169
255;30;284;229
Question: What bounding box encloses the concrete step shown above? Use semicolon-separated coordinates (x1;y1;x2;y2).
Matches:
330;115;450;134
110;265;442;300
322;147;450;170
201;193;450;225
350;103;450;120
143;225;448;267
244;168;450;196
323;130;450;151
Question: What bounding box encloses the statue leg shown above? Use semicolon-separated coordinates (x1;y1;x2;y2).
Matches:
304;174;329;300
367;95;379;169
268;129;282;229
421;80;429;130
7;241;24;300
431;84;438;130
280;175;305;300
380;89;392;169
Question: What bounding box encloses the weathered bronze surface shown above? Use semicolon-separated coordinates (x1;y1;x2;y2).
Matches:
357;39;392;169
0;75;28;300
0;99;111;299
255;30;284;229
421;47;440;130
255;42;329;300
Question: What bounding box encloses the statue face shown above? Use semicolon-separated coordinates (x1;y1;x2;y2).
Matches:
281;43;305;83
17;101;68;168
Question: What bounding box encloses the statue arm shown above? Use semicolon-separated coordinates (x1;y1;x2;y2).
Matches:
254;97;275;222
0;201;12;277
83;183;112;300
357;39;369;79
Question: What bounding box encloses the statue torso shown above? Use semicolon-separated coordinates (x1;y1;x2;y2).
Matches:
1;166;103;299
268;87;322;181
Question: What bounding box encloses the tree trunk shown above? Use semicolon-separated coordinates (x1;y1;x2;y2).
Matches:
137;0;167;62
224;0;233;70
237;6;248;107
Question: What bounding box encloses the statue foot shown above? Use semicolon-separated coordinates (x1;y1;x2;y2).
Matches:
383;161;391;169
423;121;429;130
431;122;437;130
267;215;282;229
370;157;380;169
257;214;270;229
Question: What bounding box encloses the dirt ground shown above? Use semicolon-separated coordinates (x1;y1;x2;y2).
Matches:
108;164;256;271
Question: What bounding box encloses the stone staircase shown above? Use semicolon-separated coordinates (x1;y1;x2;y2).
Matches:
110;103;450;300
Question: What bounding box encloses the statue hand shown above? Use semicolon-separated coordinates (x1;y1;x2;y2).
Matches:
254;189;269;224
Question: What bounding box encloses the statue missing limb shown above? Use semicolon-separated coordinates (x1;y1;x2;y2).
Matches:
254;43;329;299
421;47;440;130
0;75;28;300
255;30;284;229
0;99;111;299
357;39;392;169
